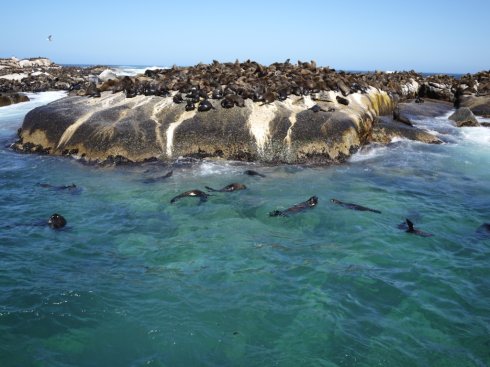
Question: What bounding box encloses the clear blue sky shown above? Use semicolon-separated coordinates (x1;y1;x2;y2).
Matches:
2;0;489;73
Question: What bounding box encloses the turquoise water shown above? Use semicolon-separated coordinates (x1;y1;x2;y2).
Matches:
1;93;489;367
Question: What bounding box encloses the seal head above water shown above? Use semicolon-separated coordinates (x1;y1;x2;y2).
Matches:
48;213;67;229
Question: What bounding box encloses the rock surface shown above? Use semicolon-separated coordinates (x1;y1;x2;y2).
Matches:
4;57;490;164
457;95;490;117
14;89;393;164
371;116;442;144
448;107;480;127
0;92;29;107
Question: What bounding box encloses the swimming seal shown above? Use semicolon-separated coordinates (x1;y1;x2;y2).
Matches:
48;213;67;229
170;189;210;204
244;169;266;177
330;198;381;214
398;219;433;237
476;223;490;237
38;183;78;191
270;196;318;217
142;170;173;184
205;183;247;192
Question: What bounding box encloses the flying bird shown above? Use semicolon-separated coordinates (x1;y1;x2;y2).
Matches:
47;35;52;42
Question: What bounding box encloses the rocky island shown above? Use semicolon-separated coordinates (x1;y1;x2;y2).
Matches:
2;57;489;165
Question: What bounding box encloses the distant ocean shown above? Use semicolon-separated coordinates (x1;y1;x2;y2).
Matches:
1;66;489;366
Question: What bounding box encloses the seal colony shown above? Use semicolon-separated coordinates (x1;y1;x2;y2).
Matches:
3;57;490;165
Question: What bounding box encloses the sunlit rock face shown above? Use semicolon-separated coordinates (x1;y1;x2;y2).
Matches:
15;88;396;164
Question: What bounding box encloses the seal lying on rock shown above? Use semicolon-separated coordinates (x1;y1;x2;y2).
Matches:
398;218;433;237
330;198;381;214
205;183;246;192
198;99;215;112
269;196;318;217
170;189;210;204
309;104;327;113
173;93;184;104
48;213;67;229
185;100;195;111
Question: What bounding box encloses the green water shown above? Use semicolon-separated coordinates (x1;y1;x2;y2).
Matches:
0;94;489;366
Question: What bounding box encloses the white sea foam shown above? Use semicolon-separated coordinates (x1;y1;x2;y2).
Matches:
247;101;276;153
349;144;389;162
461;126;490;146
194;161;240;176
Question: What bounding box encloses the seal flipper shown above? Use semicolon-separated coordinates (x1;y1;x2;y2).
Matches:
269;210;286;217
205;186;219;192
170;194;184;204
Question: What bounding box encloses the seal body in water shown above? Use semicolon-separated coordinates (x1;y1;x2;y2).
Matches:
37;183;81;194
398;219;433;237
142;170;173;184
38;183;77;190
48;213;67;229
244;169;266;177
270;196;318;217
205;183;246;192
330;198;381;214
170;189;209;204
476;223;490;238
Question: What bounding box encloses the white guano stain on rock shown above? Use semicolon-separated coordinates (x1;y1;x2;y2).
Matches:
57;92;131;148
151;98;173;153
247;100;276;154
57;111;96;148
165;110;196;158
302;95;316;109
282;98;307;146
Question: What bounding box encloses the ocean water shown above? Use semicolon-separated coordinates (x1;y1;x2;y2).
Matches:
1;92;489;367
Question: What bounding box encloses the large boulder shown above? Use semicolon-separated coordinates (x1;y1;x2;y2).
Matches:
448;107;480;127
0;93;29;107
394;99;454;120
457;94;490;117
14;89;394;164
418;81;454;102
